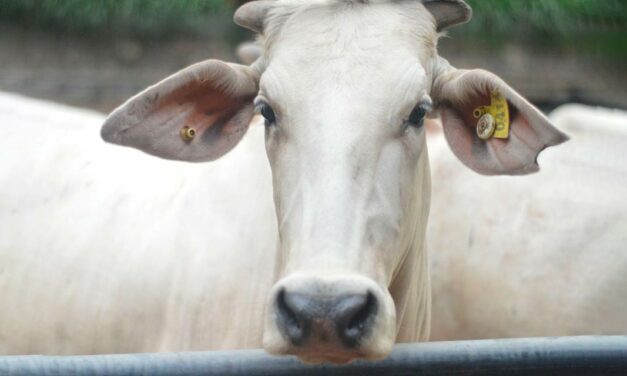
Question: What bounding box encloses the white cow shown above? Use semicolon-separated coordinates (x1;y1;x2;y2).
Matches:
428;104;627;340
1;0;570;363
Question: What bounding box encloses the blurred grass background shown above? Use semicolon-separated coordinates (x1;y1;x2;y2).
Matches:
0;0;625;111
0;0;230;39
1;0;625;59
461;0;627;60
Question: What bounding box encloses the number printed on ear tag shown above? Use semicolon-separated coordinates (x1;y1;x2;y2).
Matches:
490;91;510;139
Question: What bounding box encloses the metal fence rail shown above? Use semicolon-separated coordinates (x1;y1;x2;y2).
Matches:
1;336;625;376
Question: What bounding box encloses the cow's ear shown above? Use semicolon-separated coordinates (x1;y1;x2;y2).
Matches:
101;60;258;162
234;0;275;34
423;0;472;31
432;59;568;175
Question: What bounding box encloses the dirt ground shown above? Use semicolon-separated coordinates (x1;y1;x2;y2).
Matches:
1;24;625;114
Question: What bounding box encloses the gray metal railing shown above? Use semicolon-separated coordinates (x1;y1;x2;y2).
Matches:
1;336;625;376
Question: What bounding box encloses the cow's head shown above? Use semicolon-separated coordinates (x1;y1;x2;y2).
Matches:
101;0;567;364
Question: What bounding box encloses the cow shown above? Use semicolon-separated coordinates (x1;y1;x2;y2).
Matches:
428;104;627;341
1;0;569;363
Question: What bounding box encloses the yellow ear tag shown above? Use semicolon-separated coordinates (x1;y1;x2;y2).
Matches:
473;91;510;140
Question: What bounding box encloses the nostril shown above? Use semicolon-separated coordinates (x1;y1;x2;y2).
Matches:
276;289;310;346
346;292;376;333
336;292;378;347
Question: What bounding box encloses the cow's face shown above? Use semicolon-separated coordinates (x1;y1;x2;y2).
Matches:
102;0;567;364
252;1;437;362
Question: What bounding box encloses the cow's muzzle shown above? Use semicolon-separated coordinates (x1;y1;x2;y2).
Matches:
276;288;378;347
263;274;395;364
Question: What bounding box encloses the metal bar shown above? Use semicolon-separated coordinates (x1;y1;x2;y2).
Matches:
0;336;625;376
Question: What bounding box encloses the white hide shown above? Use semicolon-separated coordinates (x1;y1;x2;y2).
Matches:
428;104;627;340
0;92;277;354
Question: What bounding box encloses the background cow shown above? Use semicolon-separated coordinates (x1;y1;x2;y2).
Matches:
428;104;627;340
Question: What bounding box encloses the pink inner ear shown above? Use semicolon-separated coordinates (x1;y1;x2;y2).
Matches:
102;60;258;163
128;84;255;162
440;91;549;176
111;77;255;162
165;82;252;143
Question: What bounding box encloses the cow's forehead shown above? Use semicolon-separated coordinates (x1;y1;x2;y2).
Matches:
259;1;438;112
264;1;437;61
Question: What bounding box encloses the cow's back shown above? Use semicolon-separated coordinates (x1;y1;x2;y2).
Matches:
428;104;627;340
0;92;278;354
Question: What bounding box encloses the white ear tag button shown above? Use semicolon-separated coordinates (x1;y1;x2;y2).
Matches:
476;113;496;141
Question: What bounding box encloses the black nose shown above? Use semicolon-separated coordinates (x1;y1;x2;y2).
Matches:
275;289;378;347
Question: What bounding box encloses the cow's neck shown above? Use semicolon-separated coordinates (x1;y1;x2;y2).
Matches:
389;144;432;342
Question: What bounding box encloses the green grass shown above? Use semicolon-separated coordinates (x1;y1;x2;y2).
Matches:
455;0;627;58
465;0;626;36
0;0;231;38
1;0;625;58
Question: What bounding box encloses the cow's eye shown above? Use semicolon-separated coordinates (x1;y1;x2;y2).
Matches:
407;106;426;128
257;101;276;125
403;97;432;132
